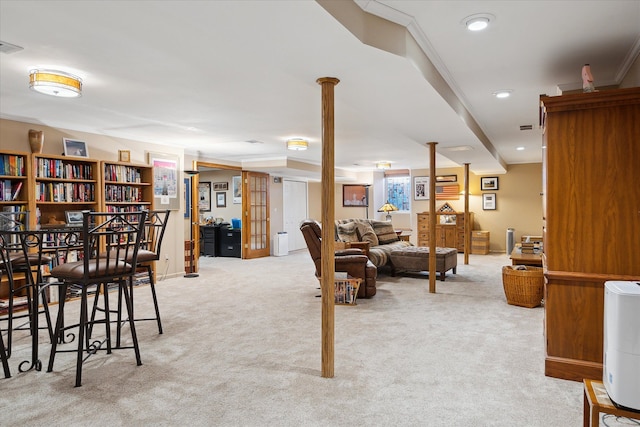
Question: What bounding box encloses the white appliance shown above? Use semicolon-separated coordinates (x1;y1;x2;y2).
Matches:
273;232;288;256
603;280;640;411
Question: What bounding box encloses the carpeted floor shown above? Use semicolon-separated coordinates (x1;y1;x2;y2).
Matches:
2;250;592;426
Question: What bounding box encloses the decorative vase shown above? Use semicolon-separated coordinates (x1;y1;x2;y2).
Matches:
28;129;44;153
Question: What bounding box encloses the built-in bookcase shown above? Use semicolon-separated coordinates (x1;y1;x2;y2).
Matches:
100;160;154;213
32;153;100;228
0;150;31;224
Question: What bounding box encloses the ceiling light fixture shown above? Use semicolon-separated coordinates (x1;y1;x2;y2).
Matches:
376;161;391;170
29;69;82;98
462;13;494;31
493;90;512;99
286;138;308;151
516;146;525;151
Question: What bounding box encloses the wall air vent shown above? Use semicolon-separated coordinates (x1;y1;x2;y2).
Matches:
0;41;24;54
520;125;533;131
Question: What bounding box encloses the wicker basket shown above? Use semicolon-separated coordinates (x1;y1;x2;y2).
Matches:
502;265;544;308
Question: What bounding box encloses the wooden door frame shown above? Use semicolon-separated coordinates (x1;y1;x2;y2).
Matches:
190;161;242;270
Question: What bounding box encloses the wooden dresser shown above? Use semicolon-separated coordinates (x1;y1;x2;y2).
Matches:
417;204;473;252
540;87;640;382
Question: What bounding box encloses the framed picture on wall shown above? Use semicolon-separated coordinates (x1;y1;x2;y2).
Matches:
414;176;429;200
481;176;499;191
342;184;368;207
216;192;226;208
213;182;228;191
148;152;180;210
232;176;242;204
198;181;211;212
483;193;497;210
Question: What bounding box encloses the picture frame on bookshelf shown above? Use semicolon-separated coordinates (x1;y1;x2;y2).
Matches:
482;193;497;210
213;182;228;191
480;176;499;191
63;138;89;158
118;150;131;162
65;210;84;226
216;192;226;208
198;181;211;212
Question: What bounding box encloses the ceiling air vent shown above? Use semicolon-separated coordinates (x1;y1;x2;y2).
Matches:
0;41;24;54
520;125;533;131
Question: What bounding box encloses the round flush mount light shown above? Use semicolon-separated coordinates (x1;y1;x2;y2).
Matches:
29;69;82;98
376;161;391;170
462;13;495;31
493;90;512;99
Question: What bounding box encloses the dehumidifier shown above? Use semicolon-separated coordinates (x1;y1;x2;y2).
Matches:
603;280;640;411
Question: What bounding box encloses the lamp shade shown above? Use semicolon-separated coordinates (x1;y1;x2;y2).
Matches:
377;201;398;213
287;138;308;151
29;69;82;98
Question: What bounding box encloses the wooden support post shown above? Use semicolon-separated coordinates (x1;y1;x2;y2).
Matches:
427;142;438;293
317;77;340;378
464;163;470;265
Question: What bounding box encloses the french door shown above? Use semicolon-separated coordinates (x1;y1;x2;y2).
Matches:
242;171;270;259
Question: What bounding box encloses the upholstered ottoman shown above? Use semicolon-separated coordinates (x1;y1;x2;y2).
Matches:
389;246;458;281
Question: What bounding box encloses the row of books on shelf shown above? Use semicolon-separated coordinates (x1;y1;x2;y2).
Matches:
105;205;149;213
0;180;23;201
35;182;95;203
104;164;143;183
0;205;28;232
36;158;94;180
0;154;26;177
104;184;143;203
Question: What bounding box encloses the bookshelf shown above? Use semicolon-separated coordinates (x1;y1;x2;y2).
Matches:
32;153;100;229
100;160;154;213
0;150;30;223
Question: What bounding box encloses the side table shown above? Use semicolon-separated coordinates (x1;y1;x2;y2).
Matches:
583;379;640;426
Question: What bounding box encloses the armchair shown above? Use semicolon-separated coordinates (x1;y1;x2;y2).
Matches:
299;219;377;298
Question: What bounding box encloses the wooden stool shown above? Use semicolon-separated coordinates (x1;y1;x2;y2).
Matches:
583;379;640;426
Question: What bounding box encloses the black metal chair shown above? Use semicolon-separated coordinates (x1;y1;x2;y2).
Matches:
47;211;146;387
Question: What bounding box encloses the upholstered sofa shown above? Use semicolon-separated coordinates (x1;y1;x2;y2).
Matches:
335;219;412;269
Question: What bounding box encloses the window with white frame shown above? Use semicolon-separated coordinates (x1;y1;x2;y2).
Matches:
385;174;410;211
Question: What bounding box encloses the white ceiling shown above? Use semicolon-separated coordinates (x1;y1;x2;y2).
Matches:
1;1;639;179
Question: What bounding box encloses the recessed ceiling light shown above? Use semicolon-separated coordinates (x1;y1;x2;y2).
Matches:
493;90;512;99
516;146;525;151
462;13;495;31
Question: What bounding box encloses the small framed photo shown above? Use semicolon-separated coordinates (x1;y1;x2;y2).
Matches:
216;192;226;208
480;176;499;191
118;150;131;162
65;210;84;226
213;182;228;191
483;193;497;210
63;138;89;158
435;174;457;183
198;181;211;212
414;176;429;200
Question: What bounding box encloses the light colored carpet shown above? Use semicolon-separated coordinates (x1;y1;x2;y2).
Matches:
3;251;588;426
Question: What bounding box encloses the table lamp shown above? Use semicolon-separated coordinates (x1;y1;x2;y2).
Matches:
377;201;398;221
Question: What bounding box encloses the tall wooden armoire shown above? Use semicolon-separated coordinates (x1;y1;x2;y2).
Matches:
540;87;640;382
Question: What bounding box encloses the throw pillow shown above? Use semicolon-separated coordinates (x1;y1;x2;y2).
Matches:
372;221;400;245
336;222;359;243
357;223;379;246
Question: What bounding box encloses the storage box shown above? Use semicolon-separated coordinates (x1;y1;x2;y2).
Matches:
471;230;490;254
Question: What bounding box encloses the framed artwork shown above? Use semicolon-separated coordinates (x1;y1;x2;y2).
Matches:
481;176;499;191
414;176;429;200
342;184;368;207
65;210;84;226
62;138;89;158
483;193;497;210
232;176;242;204
213;182;228;191
435;174;457;183
435;184;460;200
118;150;131;162
216;192;226;208
198;181;211;212
184;178;190;218
148;152;179;210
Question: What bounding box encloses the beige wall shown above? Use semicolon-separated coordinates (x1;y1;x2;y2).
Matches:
308;163;543;253
1;118;186;278
620;54;640;88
